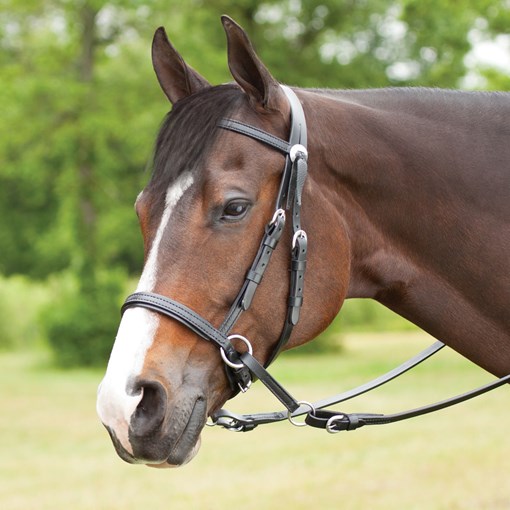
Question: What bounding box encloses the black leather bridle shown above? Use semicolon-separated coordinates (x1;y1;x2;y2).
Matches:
122;85;510;434
123;85;309;398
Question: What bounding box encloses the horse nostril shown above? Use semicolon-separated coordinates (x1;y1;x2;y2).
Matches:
129;380;167;437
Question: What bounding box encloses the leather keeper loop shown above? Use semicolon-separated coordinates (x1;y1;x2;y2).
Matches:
291;259;307;271
262;236;278;249
288;296;304;307
246;270;263;284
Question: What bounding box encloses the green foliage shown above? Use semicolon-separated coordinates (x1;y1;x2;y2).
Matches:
338;299;419;332
0;1;152;278
1;0;508;365
480;68;510;90
40;271;125;367
0;276;51;350
291;298;418;355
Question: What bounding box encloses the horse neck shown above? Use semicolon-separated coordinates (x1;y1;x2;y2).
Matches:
301;88;510;376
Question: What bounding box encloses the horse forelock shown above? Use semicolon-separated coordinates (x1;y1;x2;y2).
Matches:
148;84;245;198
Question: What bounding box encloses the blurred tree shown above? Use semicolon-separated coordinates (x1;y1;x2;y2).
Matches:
0;0;162;278
0;0;161;363
399;0;510;87
0;0;508;362
1;0;509;277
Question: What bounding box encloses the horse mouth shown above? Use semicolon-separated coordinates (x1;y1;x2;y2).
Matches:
161;396;207;466
107;396;207;468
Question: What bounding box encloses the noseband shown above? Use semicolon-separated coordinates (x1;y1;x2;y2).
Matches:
122;86;510;434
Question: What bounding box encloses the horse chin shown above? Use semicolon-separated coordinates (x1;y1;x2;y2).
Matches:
147;437;202;469
110;434;202;469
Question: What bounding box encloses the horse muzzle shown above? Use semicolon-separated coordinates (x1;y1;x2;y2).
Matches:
97;378;207;467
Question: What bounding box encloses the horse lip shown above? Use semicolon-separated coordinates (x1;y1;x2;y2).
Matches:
105;426;141;465
164;396;207;466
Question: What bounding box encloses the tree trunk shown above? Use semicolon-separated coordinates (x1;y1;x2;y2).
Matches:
76;3;98;285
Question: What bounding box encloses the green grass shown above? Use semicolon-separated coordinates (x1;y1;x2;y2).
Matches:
1;332;509;510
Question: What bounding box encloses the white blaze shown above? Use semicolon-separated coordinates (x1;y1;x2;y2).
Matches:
96;173;194;452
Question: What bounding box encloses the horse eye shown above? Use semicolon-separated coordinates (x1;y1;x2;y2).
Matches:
221;201;250;221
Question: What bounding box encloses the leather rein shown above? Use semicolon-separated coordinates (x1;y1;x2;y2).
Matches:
122;85;510;434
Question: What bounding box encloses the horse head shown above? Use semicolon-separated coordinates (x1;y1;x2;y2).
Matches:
96;17;349;467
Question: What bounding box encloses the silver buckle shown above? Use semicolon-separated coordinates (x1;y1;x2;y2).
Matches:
270;208;285;225
326;414;346;434
292;229;307;249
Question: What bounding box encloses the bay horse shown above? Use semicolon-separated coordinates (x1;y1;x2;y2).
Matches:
96;16;510;467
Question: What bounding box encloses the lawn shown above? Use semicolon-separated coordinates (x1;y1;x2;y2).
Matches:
1;331;509;510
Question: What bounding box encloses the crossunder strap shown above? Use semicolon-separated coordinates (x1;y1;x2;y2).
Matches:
240;351;300;412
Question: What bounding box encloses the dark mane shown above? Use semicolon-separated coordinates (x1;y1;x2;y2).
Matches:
148;84;244;193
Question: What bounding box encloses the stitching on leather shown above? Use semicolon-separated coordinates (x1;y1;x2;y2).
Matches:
218;119;290;153
125;293;228;346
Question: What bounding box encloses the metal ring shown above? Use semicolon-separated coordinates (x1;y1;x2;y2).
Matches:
270;208;285;225
220;334;253;369
214;416;244;432
326;414;345;434
205;416;217;427
289;144;308;162
292;229;307;249
287;401;316;427
238;379;252;393
219;417;244;432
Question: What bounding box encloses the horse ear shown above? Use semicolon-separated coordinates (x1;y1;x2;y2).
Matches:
152;27;210;104
221;15;286;112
